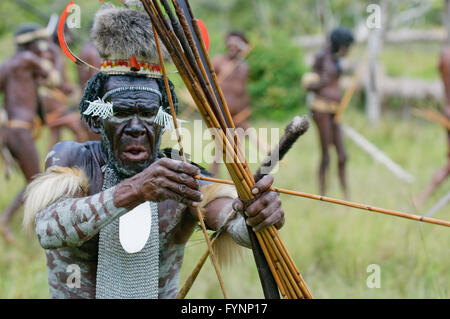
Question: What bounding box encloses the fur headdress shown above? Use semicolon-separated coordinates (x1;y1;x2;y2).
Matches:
91;2;169;63
79;2;180;130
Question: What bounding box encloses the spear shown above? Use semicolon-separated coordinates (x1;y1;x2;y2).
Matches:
341;124;415;183
412;108;450;130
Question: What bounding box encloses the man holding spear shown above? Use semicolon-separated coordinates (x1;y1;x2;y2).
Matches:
304;27;354;198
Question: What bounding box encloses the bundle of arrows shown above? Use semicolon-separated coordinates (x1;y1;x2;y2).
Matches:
139;0;450;299
140;0;312;299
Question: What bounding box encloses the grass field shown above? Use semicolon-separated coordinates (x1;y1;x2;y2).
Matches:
0;107;449;299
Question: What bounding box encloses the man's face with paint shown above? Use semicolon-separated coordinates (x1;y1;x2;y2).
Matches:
101;76;163;174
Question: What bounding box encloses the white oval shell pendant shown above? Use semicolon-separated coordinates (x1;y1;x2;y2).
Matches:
119;201;151;254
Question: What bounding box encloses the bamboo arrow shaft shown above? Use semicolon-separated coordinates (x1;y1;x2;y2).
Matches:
195;176;450;228
152;23;228;299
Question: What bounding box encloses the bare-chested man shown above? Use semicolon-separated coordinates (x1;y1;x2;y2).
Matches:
211;31;252;175
306;28;354;198
212;31;251;129
39;38;91;148
77;41;101;91
414;46;450;207
0;24;51;242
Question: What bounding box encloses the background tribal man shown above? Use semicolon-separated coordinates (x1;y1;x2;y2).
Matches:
0;23;53;242
210;31;253;176
38;36;92;148
305;28;355;199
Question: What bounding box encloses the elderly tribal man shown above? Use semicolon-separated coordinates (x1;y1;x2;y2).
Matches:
0;24;52;242
23;3;285;299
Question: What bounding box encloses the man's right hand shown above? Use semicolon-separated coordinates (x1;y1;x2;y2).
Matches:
114;158;203;210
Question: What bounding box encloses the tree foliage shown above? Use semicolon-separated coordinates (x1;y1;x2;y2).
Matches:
247;33;307;120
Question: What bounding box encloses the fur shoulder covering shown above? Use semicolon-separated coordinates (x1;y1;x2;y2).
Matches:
198;183;246;268
23;166;89;234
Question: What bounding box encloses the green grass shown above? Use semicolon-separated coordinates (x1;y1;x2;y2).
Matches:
1;108;448;299
0;130;52;298
380;43;442;80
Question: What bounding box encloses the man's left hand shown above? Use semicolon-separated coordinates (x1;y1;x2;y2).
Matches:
232;175;285;232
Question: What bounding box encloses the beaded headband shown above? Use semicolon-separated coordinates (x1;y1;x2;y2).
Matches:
99;57;163;78
15;28;49;45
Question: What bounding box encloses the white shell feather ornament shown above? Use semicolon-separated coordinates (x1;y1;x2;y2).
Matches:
83;98;114;119
119;201;152;254
154;106;187;131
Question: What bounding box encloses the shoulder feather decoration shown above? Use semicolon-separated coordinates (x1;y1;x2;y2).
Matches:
199;184;247;268
23;166;89;234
